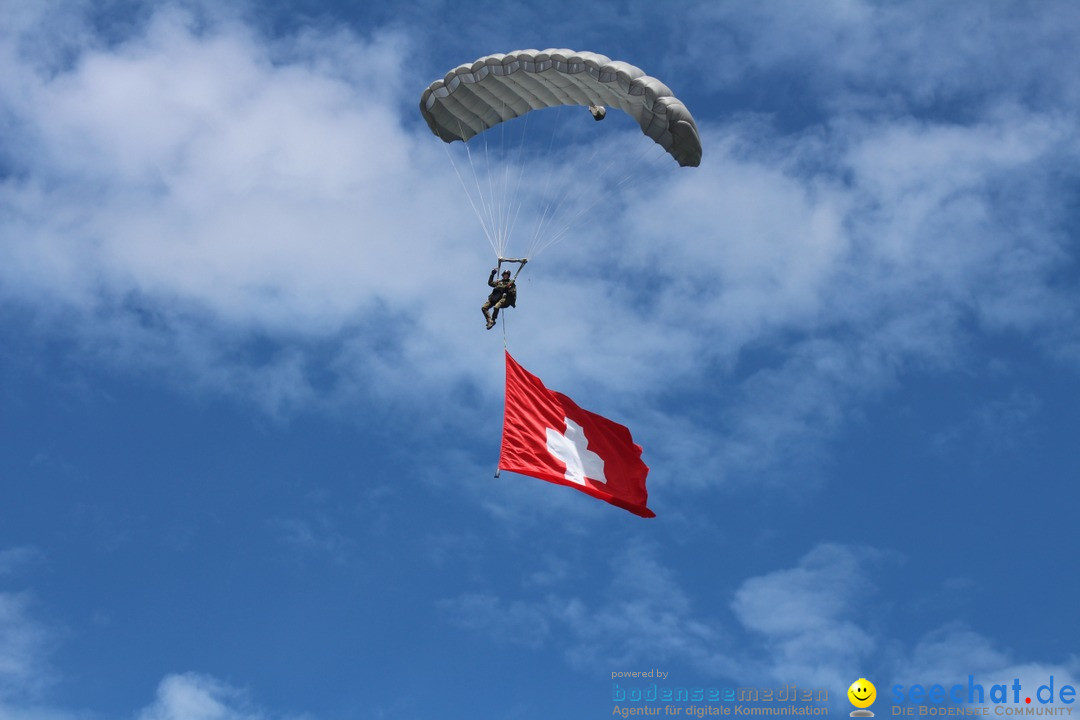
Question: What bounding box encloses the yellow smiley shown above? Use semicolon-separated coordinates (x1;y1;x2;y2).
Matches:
848;678;877;708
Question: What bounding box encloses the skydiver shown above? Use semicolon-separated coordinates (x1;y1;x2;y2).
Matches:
482;268;517;329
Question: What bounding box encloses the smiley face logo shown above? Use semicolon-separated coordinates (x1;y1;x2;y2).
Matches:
848;678;877;709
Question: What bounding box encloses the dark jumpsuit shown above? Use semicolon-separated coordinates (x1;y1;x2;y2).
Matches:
482;270;516;325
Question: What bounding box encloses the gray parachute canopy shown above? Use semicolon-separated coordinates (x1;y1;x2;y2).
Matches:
419;49;702;168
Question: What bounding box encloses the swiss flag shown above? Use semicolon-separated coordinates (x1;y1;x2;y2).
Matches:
499;351;654;518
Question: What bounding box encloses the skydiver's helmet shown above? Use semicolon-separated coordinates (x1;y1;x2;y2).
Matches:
588;104;607;121
501;270;512;279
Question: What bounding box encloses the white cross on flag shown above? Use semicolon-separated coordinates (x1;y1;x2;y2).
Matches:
499;351;654;518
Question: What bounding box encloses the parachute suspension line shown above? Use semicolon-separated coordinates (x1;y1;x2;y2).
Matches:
445;116;526;261
446;108;678;264
480;111;502;256
529;136;671;259
525;113;610;258
529;141;619;256
527;106;580;258
460;119;503;258
524;106;566;254
478;113;510;258
456;122;500;257
492;99;520;257
496;101;515;254
502;106;534;259
443;136;499;258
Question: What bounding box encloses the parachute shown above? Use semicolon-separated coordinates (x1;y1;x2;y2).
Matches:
420;49;701;263
420;49;701;168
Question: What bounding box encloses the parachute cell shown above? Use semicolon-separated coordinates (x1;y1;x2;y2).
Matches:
419;49;702;167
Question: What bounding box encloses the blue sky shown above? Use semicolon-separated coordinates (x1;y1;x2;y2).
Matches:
2;0;1079;718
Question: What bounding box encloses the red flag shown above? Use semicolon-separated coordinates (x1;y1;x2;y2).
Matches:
499;351;654;518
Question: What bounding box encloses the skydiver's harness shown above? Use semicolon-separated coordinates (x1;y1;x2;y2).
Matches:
489;257;528;306
497;257;527;280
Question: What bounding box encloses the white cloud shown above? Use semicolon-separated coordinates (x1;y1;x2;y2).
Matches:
618;100;1077;485
891;624;1013;685
0;671;288;720
680;0;1080;114
2;6;437;325
731;544;885;689
557;542;727;670
0;592;56;702
0;3;496;416
136;673;264;720
439;540;732;671
439;540;1077;709
889;626;1080;712
0;545;294;720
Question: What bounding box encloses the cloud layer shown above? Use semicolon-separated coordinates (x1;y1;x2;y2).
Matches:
3;2;1078;485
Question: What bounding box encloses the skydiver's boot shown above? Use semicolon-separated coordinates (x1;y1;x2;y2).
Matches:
483;309;494;329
